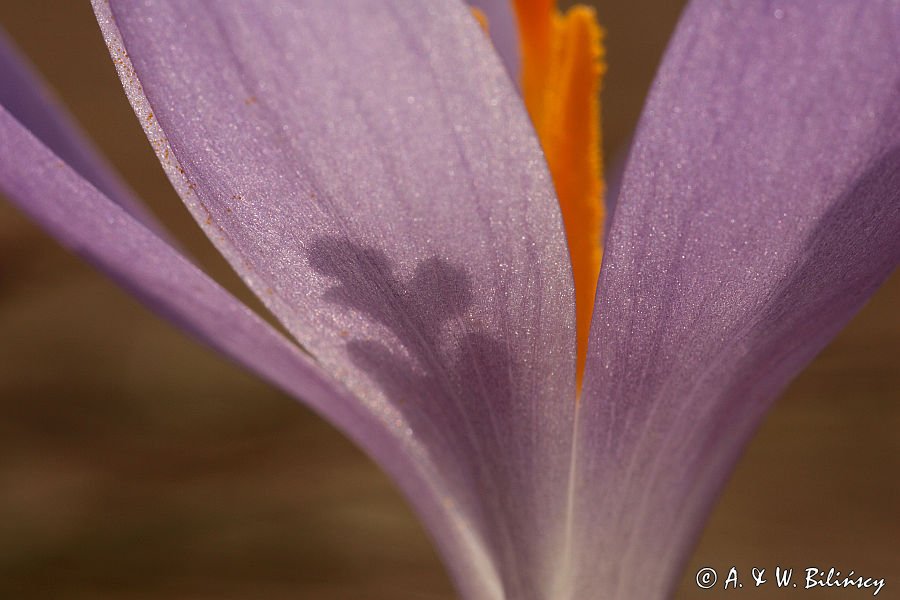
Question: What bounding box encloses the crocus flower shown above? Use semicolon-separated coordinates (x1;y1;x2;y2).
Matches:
1;1;897;598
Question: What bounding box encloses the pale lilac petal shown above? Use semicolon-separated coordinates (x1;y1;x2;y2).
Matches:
0;105;509;600
94;1;576;596
575;2;900;597
467;0;520;82
602;136;631;239
0;29;161;231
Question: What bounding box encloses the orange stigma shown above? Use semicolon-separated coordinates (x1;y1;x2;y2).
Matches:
513;0;605;391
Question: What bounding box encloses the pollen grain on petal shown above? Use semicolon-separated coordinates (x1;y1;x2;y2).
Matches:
513;0;605;391
471;7;490;35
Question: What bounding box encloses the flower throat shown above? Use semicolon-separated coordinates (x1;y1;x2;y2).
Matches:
477;1;605;389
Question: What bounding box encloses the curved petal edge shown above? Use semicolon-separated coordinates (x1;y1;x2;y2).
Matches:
0;104;505;600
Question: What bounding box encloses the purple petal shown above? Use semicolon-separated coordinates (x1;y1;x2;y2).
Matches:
0;104;513;599
94;1;576;596
467;0;521;83
0;28;162;232
575;1;900;597
602;135;632;240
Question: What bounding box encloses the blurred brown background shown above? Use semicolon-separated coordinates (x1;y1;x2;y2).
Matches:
0;2;897;598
